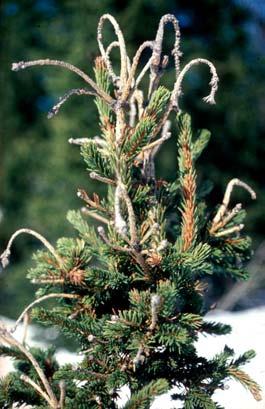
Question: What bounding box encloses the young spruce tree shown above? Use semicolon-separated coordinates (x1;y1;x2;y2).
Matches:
0;13;261;409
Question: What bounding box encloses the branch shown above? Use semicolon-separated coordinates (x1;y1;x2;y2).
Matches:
122;41;153;100
89;172;116;186
141;120;171;182
11;293;80;333
97;14;128;88
152;58;219;139
77;189;110;215
81;207;110;225
149;14;181;98
118;183;138;245
98;227;136;257
133;344;145;368
209;203;242;235
149;295;161;331
172;57;219;108
59;380;66;409
47;88;98;119
68;137;90;145
105;40;120;83
214;224;244;237
140;223;159;245
114;185;128;237
0;228;63;269
12;59;113;104
0;323;59;408
212;178;256;226
142;120;171;152
20;374;52;407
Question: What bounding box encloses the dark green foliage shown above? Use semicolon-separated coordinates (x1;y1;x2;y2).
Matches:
192;129;211;162
81;141;113;178
122;87;170;160
184;389;217;409
94;57;113;127
146;86;171;118
123;379;169;409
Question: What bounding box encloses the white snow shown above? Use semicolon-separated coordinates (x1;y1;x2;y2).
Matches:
151;308;265;409
1;308;265;408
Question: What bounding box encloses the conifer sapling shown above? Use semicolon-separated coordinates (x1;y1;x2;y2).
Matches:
0;13;261;409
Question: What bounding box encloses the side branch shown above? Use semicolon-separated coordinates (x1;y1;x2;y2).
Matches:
122;41;154;100
97;14;128;88
149;14;181;98
0;323;59;408
105;41;120;83
213;178;256;225
12;59;114;105
0;228;64;269
152;58;219;139
48;88;98;119
11;293;80;333
20;374;52;406
172;58;219;107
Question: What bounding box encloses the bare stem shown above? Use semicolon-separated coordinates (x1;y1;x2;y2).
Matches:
90;172;116;186
97;226;132;254
105;41;120;83
0;228;63;269
149;294;161;331
32;278;65;284
135;58;152;89
68;137;90;145
12;293;80;333
97;14;128;89
22;312;30;345
122;41;153;100
11;59;113;104
212;178;256;226
0;323;59;408
48;88;98;119
81;207;110;225
129;96;137;127
172;58;219;108
214;224;244;237
20;374;52;407
149;14;181;98
152;58;219;139
59;380;66;409
119;183;138;245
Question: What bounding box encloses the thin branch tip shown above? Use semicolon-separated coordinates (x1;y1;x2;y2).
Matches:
12;61;25;71
0;249;11;269
203;95;216;105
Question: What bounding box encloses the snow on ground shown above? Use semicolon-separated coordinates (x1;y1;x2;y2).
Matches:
151;308;265;409
1;308;265;409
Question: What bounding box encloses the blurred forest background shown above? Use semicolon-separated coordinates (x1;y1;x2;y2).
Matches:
0;0;265;319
